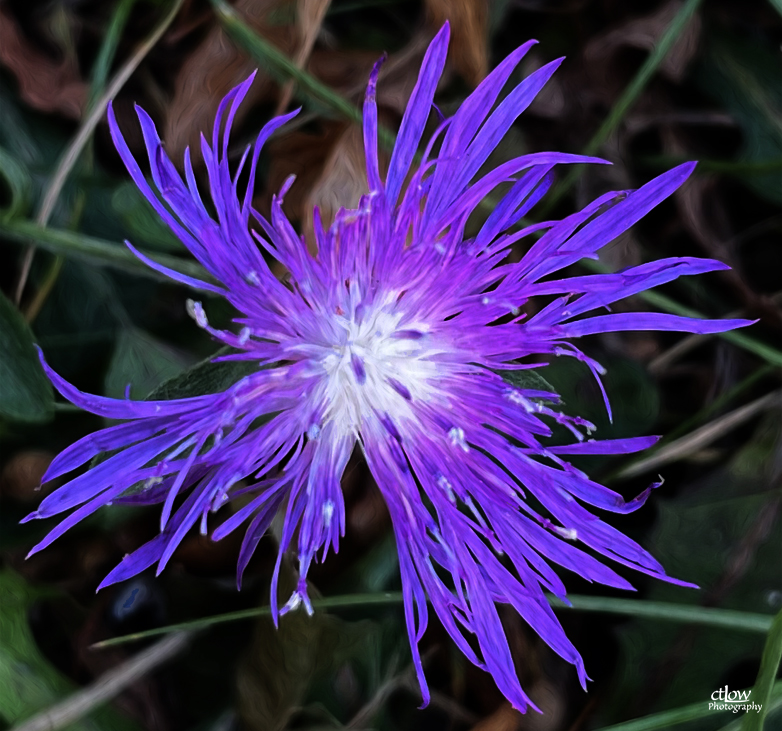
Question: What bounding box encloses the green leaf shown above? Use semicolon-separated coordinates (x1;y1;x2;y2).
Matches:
0;289;54;423
541;355;660;447
498;367;557;397
146;346;261;401
742;608;782;731
694;29;782;204
0;569;139;730
0;145;32;221
235;568;391;731
90;346;264;489
111;182;183;252
104;328;192;400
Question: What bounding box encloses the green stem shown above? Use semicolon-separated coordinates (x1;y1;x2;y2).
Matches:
13;0;184;304
211;0;397;151
0;219;212;286
90;592;775;649
541;0;704;211
742;608;782;731
92;591;405;648
88;0;138;110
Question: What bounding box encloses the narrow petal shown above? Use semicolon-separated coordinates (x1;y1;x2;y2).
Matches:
385;24;450;206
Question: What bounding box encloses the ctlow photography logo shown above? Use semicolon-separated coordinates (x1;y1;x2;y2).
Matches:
710;686;762;714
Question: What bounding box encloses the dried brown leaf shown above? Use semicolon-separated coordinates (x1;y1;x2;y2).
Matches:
469;702;522;731
305;124;368;232
307;32;432;115
0;450;57;502
374;32;434;115
258;31;439;235
275;0;332;114
164;0;295;161
426;0;488;85
0;6;86;118
261;121;345;222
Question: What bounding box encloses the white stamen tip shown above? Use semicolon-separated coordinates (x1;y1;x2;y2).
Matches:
322;499;335;527
186;299;208;328
448;427;469;452
554;526;578;541
284;592;301;612
437;474;456;503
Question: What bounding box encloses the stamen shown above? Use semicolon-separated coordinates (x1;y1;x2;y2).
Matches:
388;378;412;400
351;353;367;384
448;427;469;452
186;299;208;328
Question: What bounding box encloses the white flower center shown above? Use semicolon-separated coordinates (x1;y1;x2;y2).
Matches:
317;296;439;436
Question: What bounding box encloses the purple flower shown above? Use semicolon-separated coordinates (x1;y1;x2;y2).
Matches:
27;24;750;712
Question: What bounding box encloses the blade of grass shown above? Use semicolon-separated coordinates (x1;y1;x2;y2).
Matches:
0;219;212;286
578;258;782;368
540;0;703;213
606;364;778;484
91;591;406;648
719;694;782;730
584;0;704;155
593;682;782;731
13;0;184;304
90;592;775;649
617;389;782;479
558;596;776;633
23;0;137;324
742;608;782;731
10;632;190;731
274;0;333;116
211;0;397;151
663;364;777;442
87;0;138;110
0;146;32;221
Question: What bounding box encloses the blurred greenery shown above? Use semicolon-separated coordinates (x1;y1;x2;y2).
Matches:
0;289;53;423
0;570;139;731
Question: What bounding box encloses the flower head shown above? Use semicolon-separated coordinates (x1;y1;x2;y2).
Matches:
27;24;750;712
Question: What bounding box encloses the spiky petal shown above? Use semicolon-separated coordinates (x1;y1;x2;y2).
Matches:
26;23;752;712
